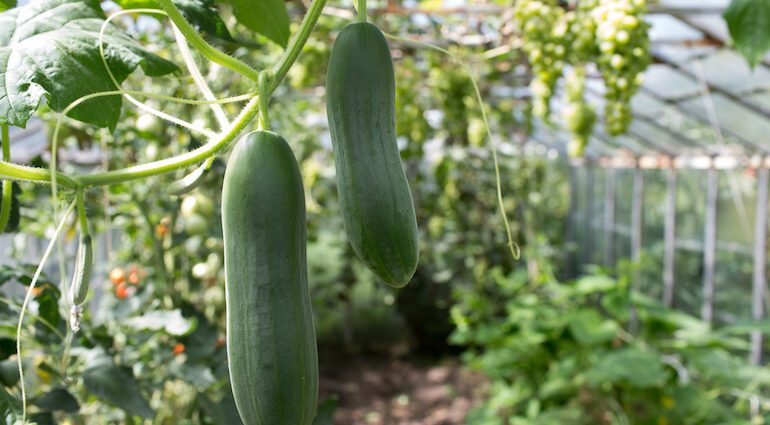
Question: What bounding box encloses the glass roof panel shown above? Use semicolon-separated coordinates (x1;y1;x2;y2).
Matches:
647;14;703;42
682;49;770;93
652;45;718;64
627;120;691;154
747;92;770;112
681;14;730;41
679;93;770;151
641;64;700;99
631;91;669;118
656;0;728;8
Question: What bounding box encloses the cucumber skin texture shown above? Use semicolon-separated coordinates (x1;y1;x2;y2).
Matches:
326;22;419;287
222;131;318;425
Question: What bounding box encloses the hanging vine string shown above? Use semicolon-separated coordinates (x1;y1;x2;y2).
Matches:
384;32;520;260
16;199;76;422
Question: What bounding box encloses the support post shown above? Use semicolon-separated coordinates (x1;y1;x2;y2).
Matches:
567;164;579;278
702;167;718;324
604;168;617;268
631;168;644;263
751;166;769;365
584;165;595;267
663;167;677;308
629;166;644;333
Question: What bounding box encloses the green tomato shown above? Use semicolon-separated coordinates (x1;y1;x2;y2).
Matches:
185;214;208;235
136;113;159;134
194;194;215;216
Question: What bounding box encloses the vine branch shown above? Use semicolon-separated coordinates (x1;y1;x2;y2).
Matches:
154;0;261;81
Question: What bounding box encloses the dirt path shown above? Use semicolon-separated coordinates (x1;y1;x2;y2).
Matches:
319;357;488;425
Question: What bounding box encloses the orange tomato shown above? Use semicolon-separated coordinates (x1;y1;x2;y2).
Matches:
110;268;126;285
128;266;142;285
115;282;129;300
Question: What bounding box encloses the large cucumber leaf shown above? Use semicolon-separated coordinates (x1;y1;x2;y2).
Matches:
724;0;770;67
114;0;233;41
224;0;290;47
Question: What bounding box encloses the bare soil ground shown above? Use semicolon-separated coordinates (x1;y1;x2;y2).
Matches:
319;357;488;425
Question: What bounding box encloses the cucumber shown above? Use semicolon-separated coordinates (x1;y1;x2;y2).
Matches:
222;130;318;425
68;234;93;306
326;22;419;287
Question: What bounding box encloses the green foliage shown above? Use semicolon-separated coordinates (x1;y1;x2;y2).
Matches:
0;0;177;128
724;0;770;67
451;265;770;424
223;0;290;46
113;0;233;41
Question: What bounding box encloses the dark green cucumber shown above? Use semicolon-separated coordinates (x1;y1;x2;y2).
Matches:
326;22;419;287
222;130;318;425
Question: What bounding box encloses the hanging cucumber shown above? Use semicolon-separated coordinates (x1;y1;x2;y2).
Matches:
68;234;93;307
68;190;93;333
222;130;318;425
326;22;419;287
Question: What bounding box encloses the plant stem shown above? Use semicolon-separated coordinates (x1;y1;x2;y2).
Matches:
272;0;329;89
0;161;79;188
76;189;89;234
155;0;260;82
358;0;367;23
0;125;12;233
258;72;271;130
76;96;258;187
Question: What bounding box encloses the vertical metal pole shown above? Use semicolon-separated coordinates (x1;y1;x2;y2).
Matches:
604;167;617;268
663;167;677;308
567;164;578;278
702;167;718;324
751;166;769;365
631;167;644;263
584;165;595;266
629;166;644;333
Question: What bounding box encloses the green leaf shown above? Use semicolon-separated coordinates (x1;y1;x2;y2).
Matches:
226;0;290;47
0;182;19;233
0;386;20;422
0;359;19;387
568;310;619;346
33;388;80;413
0;0;177;128
685;348;770;387
312;397;338;425
174;0;233;41
123;309;196;336
83;358;154;419
724;0;770;67
572;274;616;295
115;0;233;41
0;0;14;13
586;347;668;388
197;392;243;425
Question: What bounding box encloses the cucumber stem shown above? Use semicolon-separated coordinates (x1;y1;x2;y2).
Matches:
155;0;260;81
357;0;367;22
0;125;11;233
258;72;271;130
76;189;89;236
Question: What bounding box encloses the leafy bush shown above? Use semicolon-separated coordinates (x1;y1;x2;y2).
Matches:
451;262;770;424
